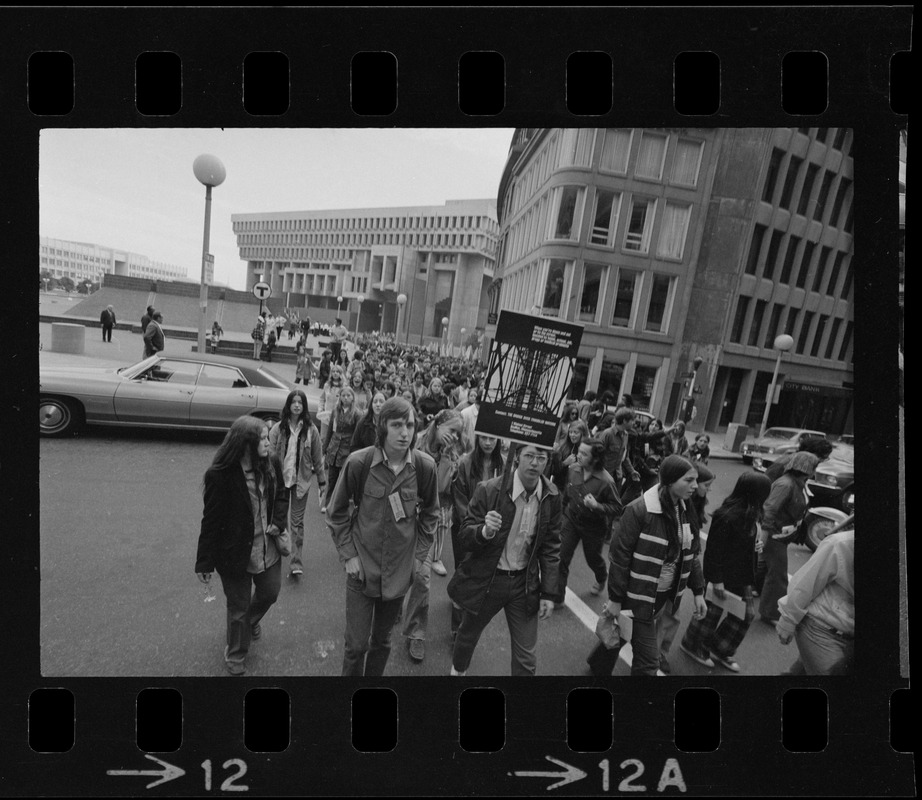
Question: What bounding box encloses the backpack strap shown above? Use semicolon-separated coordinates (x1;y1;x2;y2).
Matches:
352;446;376;510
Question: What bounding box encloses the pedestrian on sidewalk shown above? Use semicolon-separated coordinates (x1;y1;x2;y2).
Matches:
143;312;165;358
195;416;290;676
679;471;772;673
99;304;116;342
210;321;223;355
326;397;439;677
263;329;277;362
140;305;155;358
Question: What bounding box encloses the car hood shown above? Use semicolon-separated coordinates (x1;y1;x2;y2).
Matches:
40;365;127;378
815;459;854;477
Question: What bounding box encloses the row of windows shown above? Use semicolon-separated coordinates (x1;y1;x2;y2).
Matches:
503;184;693;267
41;246;107;264
762;147;854;232
795;127;851;155
730;295;853;363
744;225;853;300
507;129;706;219
237;231;492;252
234;214;497;234
500;259;676;335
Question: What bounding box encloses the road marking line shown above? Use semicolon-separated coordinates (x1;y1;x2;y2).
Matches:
563;587;633;667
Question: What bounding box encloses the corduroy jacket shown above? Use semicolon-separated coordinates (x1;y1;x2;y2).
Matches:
607;484;705;620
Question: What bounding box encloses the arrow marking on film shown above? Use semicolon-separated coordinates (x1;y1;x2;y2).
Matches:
511;755;588;790
107;754;185;788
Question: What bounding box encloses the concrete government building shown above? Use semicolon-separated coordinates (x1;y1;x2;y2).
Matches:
40;236;188;284
487;128;854;435
231;199;499;345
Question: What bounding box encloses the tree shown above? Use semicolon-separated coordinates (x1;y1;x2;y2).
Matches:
59;276;75;292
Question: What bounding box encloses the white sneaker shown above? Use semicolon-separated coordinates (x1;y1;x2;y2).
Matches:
450;666;466;676
432;560;448;576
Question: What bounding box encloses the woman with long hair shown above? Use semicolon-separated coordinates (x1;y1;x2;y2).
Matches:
666;420;690;458
349;369;370;415
402;408;465;662
321;386;360;512
318;365;345;443
587;455;707;677
554;401;581;448
547;419;590;491
757;451;821;624
350;390;386;453
195;416;290;676
551;437;621;605
679;471;773;672
418;376;450;422
268;391;326;581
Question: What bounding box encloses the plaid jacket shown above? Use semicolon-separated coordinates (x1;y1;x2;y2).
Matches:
607;485;704;620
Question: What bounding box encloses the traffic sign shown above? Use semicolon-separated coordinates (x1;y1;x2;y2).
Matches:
253;281;271;300
203;253;214;285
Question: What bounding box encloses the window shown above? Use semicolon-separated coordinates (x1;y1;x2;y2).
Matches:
670;139;704;187
797;310;815;354
814;171;834;222
813;246;833;292
832;128;848;151
599;129;632;174
830;178;852;228
825;317;842;360
811;315;829;358
745;224;767;274
763;148;784;202
644;274;673;333
557;129;595;168
623;197;656;253
797;164;820;216
540;259;571;316
730;296;751;343
838;321;853;361
611;269;640;327
143;360;201;385
795;241;815;289
840;262;853;299
635;132;668;180
827;251;846;296
763;230;784;280
198;364;249;389
656;203;691;260
764;303;784;348
779;156;803;210
630;365;658;410
748;300;767;346
590;189;621;246
779;236;800;284
550;186;584;240
578;262;607;323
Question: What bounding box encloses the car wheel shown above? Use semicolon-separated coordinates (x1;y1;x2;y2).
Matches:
803;515;841;552
256;413;280;429
40;396;82;437
742;456;753;466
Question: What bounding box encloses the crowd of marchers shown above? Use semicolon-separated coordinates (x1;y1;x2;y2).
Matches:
192;329;854;678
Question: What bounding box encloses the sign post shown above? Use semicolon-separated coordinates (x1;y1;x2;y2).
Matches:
253;281;272;318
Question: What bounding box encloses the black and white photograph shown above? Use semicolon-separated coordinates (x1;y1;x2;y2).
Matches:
38;126;859;679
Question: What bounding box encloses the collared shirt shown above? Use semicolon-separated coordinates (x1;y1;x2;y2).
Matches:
243;467;278;574
498;471;544;571
282;421;303;488
379;445;414;476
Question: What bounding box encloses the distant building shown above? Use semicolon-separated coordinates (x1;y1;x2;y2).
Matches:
40;236;188;284
488;127;854;435
231;199;499;343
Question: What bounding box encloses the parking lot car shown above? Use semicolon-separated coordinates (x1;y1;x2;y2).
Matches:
807;440;854;511
742;427;828;468
40;353;316;437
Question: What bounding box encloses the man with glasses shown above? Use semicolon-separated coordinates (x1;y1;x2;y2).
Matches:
447;443;562;676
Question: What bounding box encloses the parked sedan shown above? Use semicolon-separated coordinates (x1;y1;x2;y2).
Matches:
742;427;828;468
807;441;855;511
40;353;315;437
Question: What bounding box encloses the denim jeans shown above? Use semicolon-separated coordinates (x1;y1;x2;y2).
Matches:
758;535;789;622
451;572;538;676
287;486;308;572
219;560;282;665
342;577;405;677
786;614;854;675
629;594;673;676
553;517;607;604
402;544;432;641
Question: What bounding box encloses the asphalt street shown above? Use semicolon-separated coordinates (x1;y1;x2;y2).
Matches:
39;324;804;677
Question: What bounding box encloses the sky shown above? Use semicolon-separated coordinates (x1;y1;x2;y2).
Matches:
39;128;515;290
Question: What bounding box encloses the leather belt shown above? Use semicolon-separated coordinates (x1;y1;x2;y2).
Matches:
495;568;526;576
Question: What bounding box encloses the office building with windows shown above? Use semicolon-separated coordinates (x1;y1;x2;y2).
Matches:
231;199;499;343
39;236;188;284
488;127;854;434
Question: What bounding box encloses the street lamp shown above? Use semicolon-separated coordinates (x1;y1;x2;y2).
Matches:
460;327;466;357
441;315;449;355
193;154;226;356
396;293;407;344
356;293;365;335
759;334;795;438
337;295;344;314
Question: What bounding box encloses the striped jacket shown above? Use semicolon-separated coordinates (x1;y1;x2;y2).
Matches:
607;485;705;620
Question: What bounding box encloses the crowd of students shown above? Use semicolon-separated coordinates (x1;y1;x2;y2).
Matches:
193;341;853;678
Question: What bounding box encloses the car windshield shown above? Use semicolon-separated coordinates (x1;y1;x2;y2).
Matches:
762;428;800;439
829;443;855;464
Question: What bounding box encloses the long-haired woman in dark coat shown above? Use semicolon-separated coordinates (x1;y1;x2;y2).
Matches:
195;415;289;676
